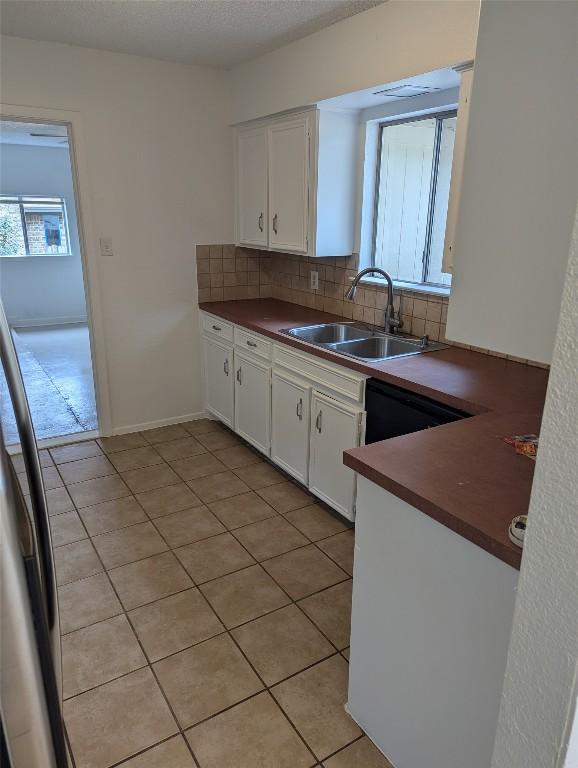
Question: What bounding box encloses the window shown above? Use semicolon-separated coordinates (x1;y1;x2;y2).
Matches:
0;196;70;257
372;112;456;288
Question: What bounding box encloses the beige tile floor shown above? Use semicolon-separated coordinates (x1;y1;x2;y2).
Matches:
18;418;394;768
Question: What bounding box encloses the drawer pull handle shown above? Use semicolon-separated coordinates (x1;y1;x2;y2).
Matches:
258;212;264;232
212;324;222;332
272;214;278;235
236;367;242;385
296;398;303;420
315;410;322;433
223;359;229;376
246;340;257;348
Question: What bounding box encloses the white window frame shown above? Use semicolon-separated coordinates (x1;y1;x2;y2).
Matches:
370;109;457;289
0;195;71;257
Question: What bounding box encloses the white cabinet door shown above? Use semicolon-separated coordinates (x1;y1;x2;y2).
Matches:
271;370;311;485
268;117;310;254
237;126;268;247
442;64;473;274
203;337;234;428
309;391;364;521
234;351;271;455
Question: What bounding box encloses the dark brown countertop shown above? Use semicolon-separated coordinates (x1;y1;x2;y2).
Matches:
200;299;549;569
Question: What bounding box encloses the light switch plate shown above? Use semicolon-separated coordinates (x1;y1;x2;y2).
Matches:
99;237;114;258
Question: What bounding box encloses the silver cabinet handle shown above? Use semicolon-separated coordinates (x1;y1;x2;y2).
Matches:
315;410;322;433
212;324;222;332
236;367;242;385
258;212;264;232
246;340;257;348
272;214;278;234
296;398;303;420
223;358;229;376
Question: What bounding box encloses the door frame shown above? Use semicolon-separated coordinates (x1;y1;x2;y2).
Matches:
0;103;113;438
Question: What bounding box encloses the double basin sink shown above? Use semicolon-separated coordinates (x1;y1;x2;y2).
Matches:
281;322;446;362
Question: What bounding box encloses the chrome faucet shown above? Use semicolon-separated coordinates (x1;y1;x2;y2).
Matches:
345;267;402;334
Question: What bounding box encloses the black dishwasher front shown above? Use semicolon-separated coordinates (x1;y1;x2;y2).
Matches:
364;378;470;445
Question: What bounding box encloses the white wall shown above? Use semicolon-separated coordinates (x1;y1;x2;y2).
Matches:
446;0;578;364
1;35;233;433
230;1;480;123
0;143;87;326
490;203;578;768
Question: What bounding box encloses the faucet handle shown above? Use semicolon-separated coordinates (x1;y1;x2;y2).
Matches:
387;306;403;333
419;334;429;349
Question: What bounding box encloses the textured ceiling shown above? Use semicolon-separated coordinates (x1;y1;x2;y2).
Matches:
0;0;384;70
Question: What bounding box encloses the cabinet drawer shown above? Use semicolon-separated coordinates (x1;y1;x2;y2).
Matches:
274;343;364;402
202;313;233;343
235;327;272;361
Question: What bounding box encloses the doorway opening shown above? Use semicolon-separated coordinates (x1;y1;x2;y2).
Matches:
0;119;98;444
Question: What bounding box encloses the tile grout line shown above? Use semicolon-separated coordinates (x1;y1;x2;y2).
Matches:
53;419;358;767
191;584;321;766
57;471;352;627
68;509;203;768
54;447;340;565
107;733;194;768
63;548;351;761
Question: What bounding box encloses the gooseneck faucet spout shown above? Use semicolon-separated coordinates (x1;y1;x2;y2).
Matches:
345;267;402;334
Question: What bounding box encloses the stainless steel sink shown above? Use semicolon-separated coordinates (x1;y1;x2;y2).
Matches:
327;335;422;360
280;321;447;361
283;322;371;345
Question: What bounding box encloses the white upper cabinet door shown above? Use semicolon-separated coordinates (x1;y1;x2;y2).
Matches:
234;351;271;455
442;63;474;274
268;117;310;254
271;370;311;485
203;337;234;428
236;126;268;247
309;391;364;521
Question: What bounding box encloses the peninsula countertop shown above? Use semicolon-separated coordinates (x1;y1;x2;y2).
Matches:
199;299;549;568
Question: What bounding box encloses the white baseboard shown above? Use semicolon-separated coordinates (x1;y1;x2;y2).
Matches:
112;411;211;436
10;316;88;329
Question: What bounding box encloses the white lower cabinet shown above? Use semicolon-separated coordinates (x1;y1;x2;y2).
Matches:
234;350;271;455
201;311;366;519
309;391;364;522
203;336;234;428
271;370;311;485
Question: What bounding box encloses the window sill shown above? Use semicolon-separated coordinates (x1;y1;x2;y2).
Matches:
351;274;451;298
0;254;74;260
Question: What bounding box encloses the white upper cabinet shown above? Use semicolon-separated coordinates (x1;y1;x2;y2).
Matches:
236;126;268;247
268;116;310;254
442;62;474;274
234;108;358;258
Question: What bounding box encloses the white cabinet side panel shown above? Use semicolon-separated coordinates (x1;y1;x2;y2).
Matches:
348;477;518;768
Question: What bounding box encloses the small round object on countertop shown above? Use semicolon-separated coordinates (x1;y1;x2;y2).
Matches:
509;515;527;548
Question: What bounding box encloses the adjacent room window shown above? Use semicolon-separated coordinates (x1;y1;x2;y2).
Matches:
0;196;70;257
372;112;456;288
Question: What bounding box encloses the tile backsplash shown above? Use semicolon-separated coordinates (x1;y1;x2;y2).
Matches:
196;245;548;368
196;244;273;302
267;251;450;343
